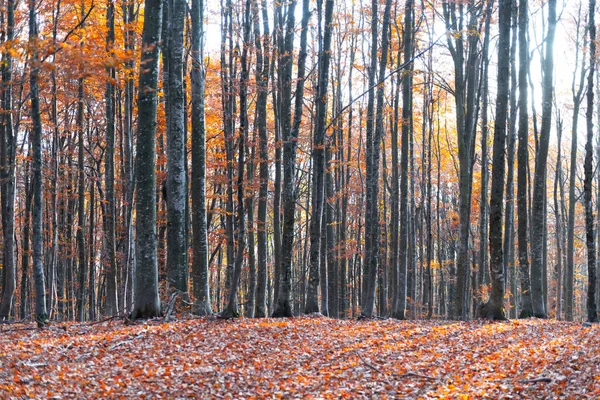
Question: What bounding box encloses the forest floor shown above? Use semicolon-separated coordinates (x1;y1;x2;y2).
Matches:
0;315;598;399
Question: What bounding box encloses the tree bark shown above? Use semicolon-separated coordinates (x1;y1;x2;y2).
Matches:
29;0;48;326
273;0;310;317
305;0;335;315
104;0;118;317
133;0;163;319
392;0;412;320
166;0;188;295
584;0;597;323
191;0;212;316
517;0;533;318
0;0;16;320
529;0;556;319
254;0;270;318
481;0;511;321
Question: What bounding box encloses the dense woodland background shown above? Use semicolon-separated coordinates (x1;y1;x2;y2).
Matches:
0;0;598;325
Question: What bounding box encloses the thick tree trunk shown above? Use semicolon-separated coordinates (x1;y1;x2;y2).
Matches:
481;0;511;321
166;0;188;295
133;0;163;319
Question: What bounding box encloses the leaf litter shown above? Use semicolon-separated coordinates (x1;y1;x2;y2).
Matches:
0;316;598;398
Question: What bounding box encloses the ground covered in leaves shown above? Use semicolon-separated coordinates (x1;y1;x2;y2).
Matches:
0;316;599;398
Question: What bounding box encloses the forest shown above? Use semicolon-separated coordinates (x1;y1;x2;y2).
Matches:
1;0;600;396
0;0;592;324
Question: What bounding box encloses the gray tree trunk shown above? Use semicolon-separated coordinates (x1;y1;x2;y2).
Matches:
133;0;163;319
273;0;310;317
481;0;511;321
442;1;481;319
0;0;16;320
191;0;211;316
166;0;188;295
305;0;335;315
29;0;48;326
104;0;118;317
221;0;252;319
254;0;270;318
517;0;533;318
530;0;556;319
564;8;587;321
392;0;412;320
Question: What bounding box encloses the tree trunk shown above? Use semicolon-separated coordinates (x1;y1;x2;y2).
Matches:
221;0;252;319
165;0;188;295
254;0;270;318
584;0;597;323
442;2;481;319
272;0;309;317
0;0;16;320
392;0;412;320
481;0;511;321
305;0;335;315
529;0;556;319
191;0;211;316
517;0;534;319
76;74;86;322
133;0;163;319
29;0;48;326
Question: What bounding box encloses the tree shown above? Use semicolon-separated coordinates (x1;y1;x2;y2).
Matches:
165;0;188;296
442;1;482;320
481;0;512;321
584;0;597;323
530;0;557;319
133;0;163;319
517;0;533;319
253;0;271;318
392;0;412;320
29;0;48;327
363;0;392;318
104;0;118;317
191;0;212;316
564;5;587;322
0;0;16;320
306;0;335;315
273;0;310;317
221;0;252;319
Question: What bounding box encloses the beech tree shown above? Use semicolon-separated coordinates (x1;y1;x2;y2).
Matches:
133;0;163;319
482;0;512;320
